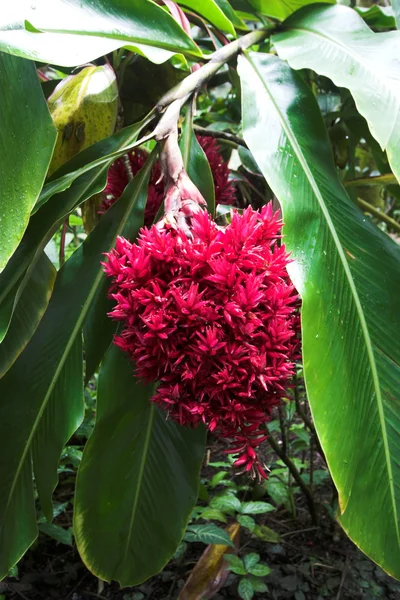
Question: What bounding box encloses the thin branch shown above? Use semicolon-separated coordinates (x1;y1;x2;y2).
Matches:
294;388;326;462
336;557;351;600
59;218;68;268
357;197;400;233
156;28;273;114
294;389;315;434
192;125;248;148
344;173;396;187
267;430;318;524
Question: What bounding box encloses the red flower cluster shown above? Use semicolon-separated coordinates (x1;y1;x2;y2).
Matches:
104;204;299;478
99;136;236;226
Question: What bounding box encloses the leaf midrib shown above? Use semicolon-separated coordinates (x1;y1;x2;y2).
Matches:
121;404;156;566
243;52;399;541
1;157;154;532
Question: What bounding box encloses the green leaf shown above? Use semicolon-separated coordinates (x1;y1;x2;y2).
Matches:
239;51;400;578
0;0;202;66
247;563;270;577
247;0;334;20
198;508;227;523
213;0;247;30
74;345;205;586
38;522;73;546
249;578;268;593
243;553;260;570
83;281;115;383
355;6;395;29
393;0;400;30
210;494;241;514
237;515;256;533
177;0;235;35
239;146;262;175
272;4;400;183
238;577;254;600
0;152;155;579
36;117;153;212
224;554;247;575
239;501;275;515
0;117;148;342
210;470;228;487
186;523;235;547
253;524;280;543
0;52;56;271
0;253;56;378
180;106;216;216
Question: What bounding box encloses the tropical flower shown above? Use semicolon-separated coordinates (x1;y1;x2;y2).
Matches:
99;136;236;225
103;204;299;478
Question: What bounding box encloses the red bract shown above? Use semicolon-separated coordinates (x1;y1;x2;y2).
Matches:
98;149;163;226
99;136;236;225
103;205;299;478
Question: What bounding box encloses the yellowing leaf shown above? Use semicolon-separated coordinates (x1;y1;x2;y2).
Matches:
48;65;118;176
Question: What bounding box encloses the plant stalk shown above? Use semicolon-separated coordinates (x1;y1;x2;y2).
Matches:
192;125;248;148
155;28;271;116
267;430;318;524
357;198;400;233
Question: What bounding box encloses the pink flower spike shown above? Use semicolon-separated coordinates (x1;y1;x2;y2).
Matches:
103;203;300;475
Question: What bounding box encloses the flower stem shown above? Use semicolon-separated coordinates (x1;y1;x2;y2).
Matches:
154;27;272;138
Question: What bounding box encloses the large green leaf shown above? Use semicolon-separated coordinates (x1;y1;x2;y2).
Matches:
0;118;149;343
177;0;235;35
0;52;56;271
392;0;400;30
180;105;216;216
247;0;334;20
83;281;115;384
238;52;400;578
36;115;155;213
74;344;206;586
0;253;56;378
0;0;202;66
355;6;396;29
0;154;154;578
272;4;400;183
213;0;247;30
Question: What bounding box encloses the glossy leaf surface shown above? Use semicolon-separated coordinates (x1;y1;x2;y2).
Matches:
0;52;56;271
74;345;206;586
177;0;235;35
272;4;400;183
214;0;247;30
0;0;201;66
355;5;395;29
239;52;400;578
0;153;154;578
0;119;149;343
47;65;118;176
247;0;333;20
0;253;56;378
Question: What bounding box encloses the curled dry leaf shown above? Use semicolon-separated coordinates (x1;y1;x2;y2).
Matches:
178;523;240;600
